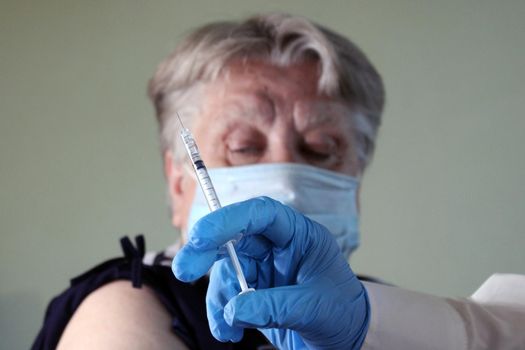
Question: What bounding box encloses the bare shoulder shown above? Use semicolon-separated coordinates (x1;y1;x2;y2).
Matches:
57;280;189;350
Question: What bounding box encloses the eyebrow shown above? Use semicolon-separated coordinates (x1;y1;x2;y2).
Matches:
220;92;276;123
302;113;339;125
295;101;352;129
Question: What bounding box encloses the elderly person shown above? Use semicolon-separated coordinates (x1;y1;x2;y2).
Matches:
33;13;525;350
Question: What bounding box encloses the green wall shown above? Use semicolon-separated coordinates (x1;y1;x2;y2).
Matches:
1;1;524;348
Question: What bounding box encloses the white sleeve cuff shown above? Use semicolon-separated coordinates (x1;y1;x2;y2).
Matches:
361;275;525;350
361;282;467;350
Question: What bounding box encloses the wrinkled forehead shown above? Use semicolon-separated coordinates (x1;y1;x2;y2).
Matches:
198;59;353;127
214;58;327;100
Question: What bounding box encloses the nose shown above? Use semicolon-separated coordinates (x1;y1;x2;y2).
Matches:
265;135;300;164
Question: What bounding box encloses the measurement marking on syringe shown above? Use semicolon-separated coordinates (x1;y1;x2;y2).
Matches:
177;113;254;295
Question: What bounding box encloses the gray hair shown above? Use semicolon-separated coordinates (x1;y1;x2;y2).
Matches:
148;13;385;173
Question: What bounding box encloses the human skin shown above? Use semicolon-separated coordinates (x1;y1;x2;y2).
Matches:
57;281;190;350
165;59;360;238
58;59;361;349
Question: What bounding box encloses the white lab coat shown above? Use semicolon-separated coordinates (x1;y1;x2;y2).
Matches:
362;274;525;349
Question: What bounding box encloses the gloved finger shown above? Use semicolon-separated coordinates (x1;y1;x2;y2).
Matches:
258;328;310;350
206;258;245;342
172;244;217;282
234;234;272;261
223;283;321;331
206;257;268;342
187;196;312;251
172;232;271;283
173;197;295;282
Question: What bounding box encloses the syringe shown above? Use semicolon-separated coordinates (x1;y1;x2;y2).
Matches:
177;113;254;294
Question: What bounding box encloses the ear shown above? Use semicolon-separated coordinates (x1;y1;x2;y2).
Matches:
164;151;186;228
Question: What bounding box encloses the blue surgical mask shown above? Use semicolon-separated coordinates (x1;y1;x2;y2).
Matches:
186;163;361;259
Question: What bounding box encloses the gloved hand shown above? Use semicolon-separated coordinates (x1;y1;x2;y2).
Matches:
173;196;370;350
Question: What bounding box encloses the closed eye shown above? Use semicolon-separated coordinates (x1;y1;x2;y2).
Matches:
229;146;262;155
227;145;264;165
301;147;331;161
300;137;342;168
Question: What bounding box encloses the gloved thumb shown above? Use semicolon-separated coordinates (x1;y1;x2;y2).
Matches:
223;284;319;331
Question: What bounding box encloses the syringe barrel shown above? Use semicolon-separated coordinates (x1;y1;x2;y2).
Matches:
195;167;222;211
180;129;222;211
179;127;253;294
180;130;200;162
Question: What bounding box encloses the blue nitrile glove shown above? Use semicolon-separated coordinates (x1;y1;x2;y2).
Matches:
173;196;370;350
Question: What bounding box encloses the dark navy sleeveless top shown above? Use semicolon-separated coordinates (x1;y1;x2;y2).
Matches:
31;235;273;350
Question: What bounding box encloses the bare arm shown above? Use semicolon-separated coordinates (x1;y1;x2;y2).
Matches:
57;280;189;350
